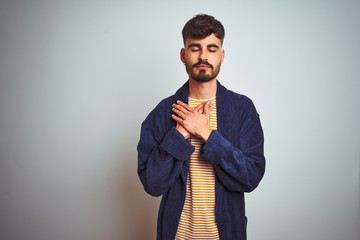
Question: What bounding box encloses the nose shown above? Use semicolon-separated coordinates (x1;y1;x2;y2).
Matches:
199;49;208;61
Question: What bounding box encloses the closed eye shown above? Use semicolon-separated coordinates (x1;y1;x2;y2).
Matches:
188;43;201;52
208;44;219;52
189;46;200;52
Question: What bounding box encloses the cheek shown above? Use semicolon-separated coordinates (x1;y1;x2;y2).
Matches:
213;56;223;67
185;57;197;67
186;55;196;63
215;54;223;62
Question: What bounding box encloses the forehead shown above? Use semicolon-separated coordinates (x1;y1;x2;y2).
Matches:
185;33;222;48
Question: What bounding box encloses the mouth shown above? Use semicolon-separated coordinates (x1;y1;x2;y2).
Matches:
196;64;211;69
193;61;213;70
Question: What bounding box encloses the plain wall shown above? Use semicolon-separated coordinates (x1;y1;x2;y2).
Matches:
0;0;359;239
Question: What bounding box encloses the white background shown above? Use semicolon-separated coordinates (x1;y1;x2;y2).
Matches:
0;0;359;239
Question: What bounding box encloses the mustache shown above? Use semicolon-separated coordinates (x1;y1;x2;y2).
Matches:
192;60;214;69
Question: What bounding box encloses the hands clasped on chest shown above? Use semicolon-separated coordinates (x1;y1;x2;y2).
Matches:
171;100;214;142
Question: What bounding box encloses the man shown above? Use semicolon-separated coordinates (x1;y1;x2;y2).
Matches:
137;14;265;240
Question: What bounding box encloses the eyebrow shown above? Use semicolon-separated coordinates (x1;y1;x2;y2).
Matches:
187;43;220;49
207;44;220;49
187;43;201;48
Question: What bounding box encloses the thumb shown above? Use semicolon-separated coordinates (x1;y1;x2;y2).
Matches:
194;101;206;113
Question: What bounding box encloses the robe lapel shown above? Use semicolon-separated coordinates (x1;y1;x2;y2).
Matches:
216;80;232;141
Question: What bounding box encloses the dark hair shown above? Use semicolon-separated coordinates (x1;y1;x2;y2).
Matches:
182;14;225;46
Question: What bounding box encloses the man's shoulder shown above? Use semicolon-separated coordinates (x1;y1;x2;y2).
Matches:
154;94;176;111
218;82;255;107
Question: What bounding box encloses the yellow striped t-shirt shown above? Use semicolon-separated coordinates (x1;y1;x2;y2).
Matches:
175;97;219;240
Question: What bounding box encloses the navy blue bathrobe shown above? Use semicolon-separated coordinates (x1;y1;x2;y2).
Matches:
137;80;265;240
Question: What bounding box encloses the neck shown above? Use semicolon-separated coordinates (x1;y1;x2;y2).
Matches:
188;78;217;100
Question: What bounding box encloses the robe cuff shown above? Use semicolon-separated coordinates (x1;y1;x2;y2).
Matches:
160;127;195;161
201;130;231;165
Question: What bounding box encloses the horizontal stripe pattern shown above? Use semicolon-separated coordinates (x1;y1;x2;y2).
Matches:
175;97;219;240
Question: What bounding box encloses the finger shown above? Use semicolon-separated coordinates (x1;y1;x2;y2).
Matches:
171;114;183;124
204;101;214;116
172;107;187;119
172;105;187;118
175;101;192;113
194;102;206;112
203;101;210;115
176;100;193;112
208;101;214;112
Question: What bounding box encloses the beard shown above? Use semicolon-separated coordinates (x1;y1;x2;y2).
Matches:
185;60;222;83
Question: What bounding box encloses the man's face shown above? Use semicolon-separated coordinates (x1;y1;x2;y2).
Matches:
181;33;225;83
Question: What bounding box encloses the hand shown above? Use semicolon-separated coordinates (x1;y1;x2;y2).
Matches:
175;122;191;140
174;101;208;140
175;102;208;140
172;100;214;142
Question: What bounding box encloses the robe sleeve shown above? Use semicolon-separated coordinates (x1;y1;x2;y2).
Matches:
200;105;265;193
137;122;194;196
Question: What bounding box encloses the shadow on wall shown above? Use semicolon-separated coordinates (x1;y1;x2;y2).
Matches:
116;152;160;240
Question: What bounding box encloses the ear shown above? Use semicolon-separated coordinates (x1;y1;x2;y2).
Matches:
221;49;225;64
180;48;186;63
